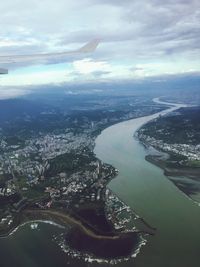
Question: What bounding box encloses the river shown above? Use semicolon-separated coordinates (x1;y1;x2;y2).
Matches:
0;99;200;267
94;98;200;267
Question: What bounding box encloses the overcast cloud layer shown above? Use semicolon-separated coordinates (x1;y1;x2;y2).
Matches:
0;0;200;92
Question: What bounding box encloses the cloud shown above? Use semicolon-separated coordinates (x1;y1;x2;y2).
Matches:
0;86;29;99
72;58;110;74
0;0;199;87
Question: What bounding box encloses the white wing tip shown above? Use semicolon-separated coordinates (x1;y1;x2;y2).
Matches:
78;39;101;53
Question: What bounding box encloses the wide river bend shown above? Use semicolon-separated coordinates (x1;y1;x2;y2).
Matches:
94;99;200;267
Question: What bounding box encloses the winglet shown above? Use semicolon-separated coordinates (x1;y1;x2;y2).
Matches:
0;68;8;75
77;39;100;53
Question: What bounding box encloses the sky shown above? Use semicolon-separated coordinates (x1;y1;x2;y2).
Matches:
0;0;200;97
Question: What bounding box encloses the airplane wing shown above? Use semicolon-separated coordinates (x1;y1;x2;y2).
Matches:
0;39;100;74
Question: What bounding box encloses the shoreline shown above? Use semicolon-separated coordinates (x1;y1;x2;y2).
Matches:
136;99;200;181
0;207;137;240
0;207;141;259
94;97;200;267
145;153;200;179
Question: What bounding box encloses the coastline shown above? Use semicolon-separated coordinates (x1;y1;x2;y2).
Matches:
0;207;142;259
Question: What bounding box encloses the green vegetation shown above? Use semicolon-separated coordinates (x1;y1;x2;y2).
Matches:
141;107;200;145
21;187;48;200
186;160;200;167
45;149;96;177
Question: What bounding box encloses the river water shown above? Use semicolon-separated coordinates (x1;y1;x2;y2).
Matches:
1;100;200;267
94;99;200;267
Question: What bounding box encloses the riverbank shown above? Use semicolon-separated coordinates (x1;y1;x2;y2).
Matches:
136;100;200;200
95;98;200;267
145;154;200;179
138;99;200;179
